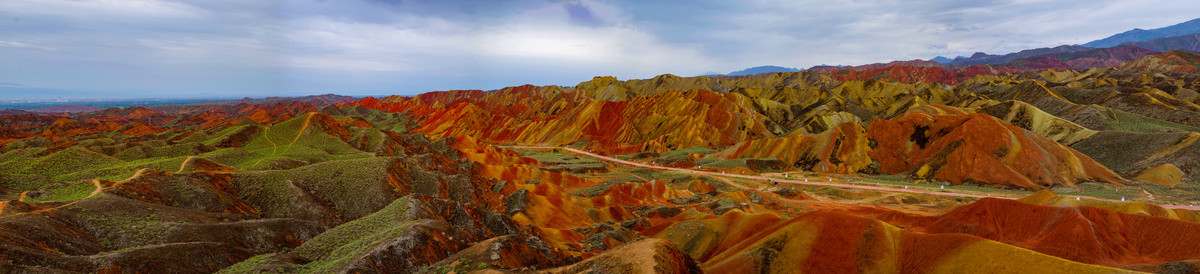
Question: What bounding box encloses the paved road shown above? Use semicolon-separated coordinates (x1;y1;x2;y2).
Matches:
507;146;1200;211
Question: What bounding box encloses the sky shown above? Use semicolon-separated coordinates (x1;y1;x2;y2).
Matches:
1;0;1198;99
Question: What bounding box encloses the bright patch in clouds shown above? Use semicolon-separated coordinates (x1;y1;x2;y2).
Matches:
281;2;714;78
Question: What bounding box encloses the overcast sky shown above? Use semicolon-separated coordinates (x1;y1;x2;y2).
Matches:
1;0;1198;99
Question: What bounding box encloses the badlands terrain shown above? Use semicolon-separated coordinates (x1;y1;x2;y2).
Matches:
3;51;1200;273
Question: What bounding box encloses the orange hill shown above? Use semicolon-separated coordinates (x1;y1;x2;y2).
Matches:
887;197;1200;266
1117;50;1200;73
867;110;1128;189
344;76;1129;190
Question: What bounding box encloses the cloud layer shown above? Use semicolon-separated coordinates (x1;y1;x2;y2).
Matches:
0;0;1197;98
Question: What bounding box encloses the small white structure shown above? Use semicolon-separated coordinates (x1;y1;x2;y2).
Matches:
1121;196;1125;201
1076;197;1080;201
940;185;944;190
904;186;908;189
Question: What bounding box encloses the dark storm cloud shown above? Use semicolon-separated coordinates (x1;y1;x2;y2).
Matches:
564;2;605;27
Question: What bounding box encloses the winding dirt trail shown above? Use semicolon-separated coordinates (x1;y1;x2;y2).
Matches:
248;112;313;168
7;168;154;216
178;156;198;173
284;113;316;154
249;125;279;168
506;146;1200;211
88;179;104;197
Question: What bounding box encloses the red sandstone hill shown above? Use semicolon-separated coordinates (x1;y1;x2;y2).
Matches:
189;94;358;107
867;110;1127;189
823;65;1019;85
348;76;1129;190
885;197;1200;266
807;59;950;72
997;45;1160;70
1118;50;1200;73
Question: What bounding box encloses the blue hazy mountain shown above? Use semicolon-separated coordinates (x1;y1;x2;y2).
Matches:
929;56;954;63
1083;18;1200;48
725;65;802;76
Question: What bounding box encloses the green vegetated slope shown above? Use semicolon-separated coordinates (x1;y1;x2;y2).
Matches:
0;103;535;273
221;196;419;273
0;105;420;203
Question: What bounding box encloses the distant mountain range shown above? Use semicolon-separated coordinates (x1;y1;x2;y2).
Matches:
947;45;1094;67
807;60;946;72
0;109;32;115
996;45;1160;70
722;65;802;76
29;105;103;113
1082;18;1200;48
0;105;103;115
188;94;359;107
1123;33;1200;52
929;56;957;64
721;17;1200;76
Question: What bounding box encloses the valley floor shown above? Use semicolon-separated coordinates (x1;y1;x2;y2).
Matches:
507;145;1200;211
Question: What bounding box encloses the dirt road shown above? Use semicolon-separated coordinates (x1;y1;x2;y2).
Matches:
506;146;1200;211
